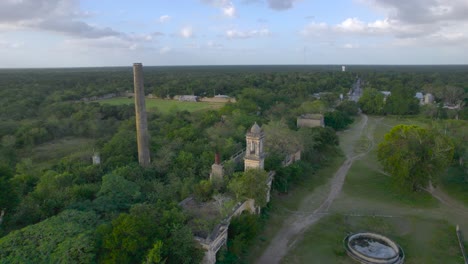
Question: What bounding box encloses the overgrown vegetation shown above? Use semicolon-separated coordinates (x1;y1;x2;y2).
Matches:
0;65;466;263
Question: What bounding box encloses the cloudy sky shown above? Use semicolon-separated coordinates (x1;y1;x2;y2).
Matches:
0;0;467;67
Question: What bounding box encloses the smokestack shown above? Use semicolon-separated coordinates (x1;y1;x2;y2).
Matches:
133;63;151;167
215;152;221;165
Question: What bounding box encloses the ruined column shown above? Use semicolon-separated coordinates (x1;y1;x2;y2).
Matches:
133;63;151;167
210;152;224;181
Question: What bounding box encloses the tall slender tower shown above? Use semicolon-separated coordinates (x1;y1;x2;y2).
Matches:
244;122;265;170
133;63;151;167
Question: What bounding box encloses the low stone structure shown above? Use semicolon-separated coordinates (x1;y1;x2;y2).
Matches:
197;199;257;264
195;122;297;263
210;153;224;181
176;95;199;102
92;153;101;165
282;150;301;167
297;114;325;128
424;93;434;104
456;225;468;264
344;232;405;264
199;96;236;103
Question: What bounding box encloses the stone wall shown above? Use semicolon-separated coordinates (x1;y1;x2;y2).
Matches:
198;199;257;264
199;97;236;103
457;225;468;264
297;114;325;128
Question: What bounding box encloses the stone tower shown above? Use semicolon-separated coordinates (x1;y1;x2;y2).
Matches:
244;122;265;170
133;63;151;167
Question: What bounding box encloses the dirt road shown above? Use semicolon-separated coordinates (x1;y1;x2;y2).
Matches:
256;114;370;264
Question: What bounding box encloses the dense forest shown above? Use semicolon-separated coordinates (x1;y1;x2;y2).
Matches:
0;65;466;263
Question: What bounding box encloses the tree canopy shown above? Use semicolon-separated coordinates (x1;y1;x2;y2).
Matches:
228;169;269;207
377;125;454;191
358;88;384;115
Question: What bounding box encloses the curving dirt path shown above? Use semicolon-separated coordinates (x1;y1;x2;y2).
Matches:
256;114;370;264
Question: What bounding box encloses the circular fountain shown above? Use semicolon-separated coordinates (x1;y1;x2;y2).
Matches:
344;232;405;264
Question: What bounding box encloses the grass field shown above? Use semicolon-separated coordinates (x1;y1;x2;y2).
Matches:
245;156;346;263
98;97;225;113
441;166;468;206
28;137;95;169
286;116;468;263
254;116;468;263
283;214;464;264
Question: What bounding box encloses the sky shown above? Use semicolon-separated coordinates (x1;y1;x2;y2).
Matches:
0;0;467;67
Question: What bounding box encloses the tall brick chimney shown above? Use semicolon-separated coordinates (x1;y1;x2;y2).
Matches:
133;63;151;167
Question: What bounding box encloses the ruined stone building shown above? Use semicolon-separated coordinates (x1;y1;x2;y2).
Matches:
297;113;325;128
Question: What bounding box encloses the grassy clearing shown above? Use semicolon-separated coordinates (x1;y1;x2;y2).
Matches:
283;213;464;264
344;159;438;208
98;97;224;113
245;156;345;263
28;137;95;169
440;166;468;206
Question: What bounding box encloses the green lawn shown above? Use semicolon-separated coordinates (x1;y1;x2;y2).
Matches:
28;137;95;169
440;166;468;206
269;116;467;263
246;156;345;263
283;214;464;264
98;97;225;113
343;159;438;208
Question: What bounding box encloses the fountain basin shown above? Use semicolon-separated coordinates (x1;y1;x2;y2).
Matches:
344;232;404;264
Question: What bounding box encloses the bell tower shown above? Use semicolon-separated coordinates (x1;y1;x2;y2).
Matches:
244;122;265;170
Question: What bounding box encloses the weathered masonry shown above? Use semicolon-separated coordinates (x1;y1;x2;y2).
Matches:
133;63;151;167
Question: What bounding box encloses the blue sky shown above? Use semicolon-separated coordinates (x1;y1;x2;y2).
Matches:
0;0;467;67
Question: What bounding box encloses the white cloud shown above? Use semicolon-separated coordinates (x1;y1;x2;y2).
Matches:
0;39;24;49
336;18;366;33
226;28;270;39
159;15;171;23
207;40;223;49
300;22;329;36
343;43;360;49
202;0;237;18
222;3;237;18
159;46;171;54
63;36;139;50
180;26;194;38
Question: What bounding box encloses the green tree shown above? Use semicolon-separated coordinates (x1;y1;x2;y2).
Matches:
358;88;384;114
193;180;214;202
0;210;99;264
377;125;454;191
228;169;269;207
298;100;327;114
145;240;165;264
324;111;353;130
0;165;18;229
93;173;141;212
383;86;419;115
336;100;359;116
100;203;202;264
262;120;302;158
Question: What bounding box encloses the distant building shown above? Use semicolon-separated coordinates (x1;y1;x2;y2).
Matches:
214;94;230;99
178;95;199;102
380;91;391;97
297;114;325;128
415;92;424;104
342;65;346;72
424;93;434;104
92;153;101;165
380;91;391;102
